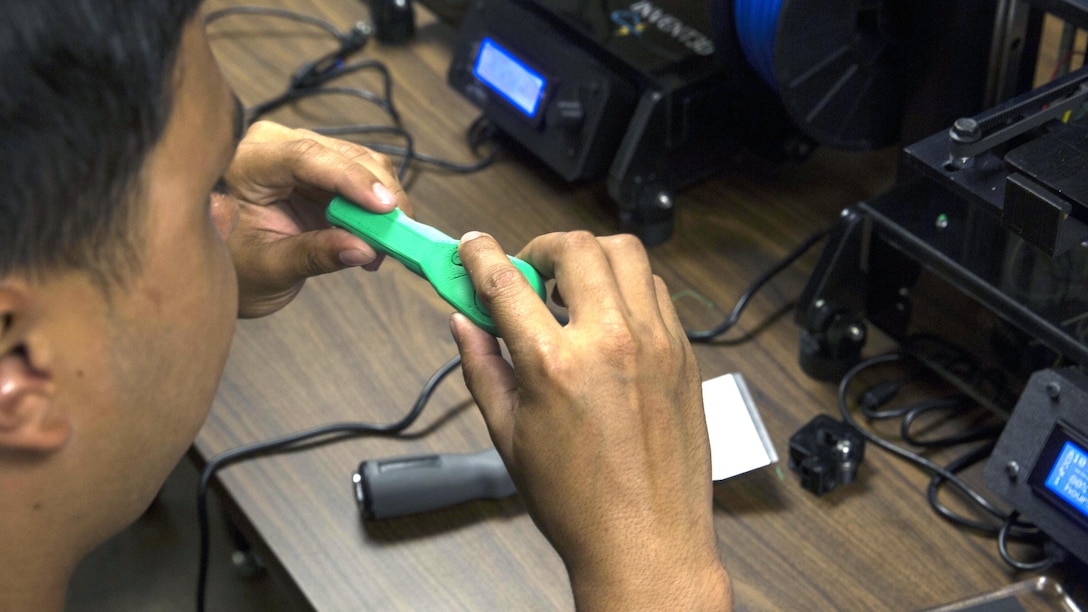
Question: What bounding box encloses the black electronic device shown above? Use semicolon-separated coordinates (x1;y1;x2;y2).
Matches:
447;0;822;245
796;65;1088;382
792;1;1088;573
985;368;1088;565
448;0;744;245
446;0;1008;245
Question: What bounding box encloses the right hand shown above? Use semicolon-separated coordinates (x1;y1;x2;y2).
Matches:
450;231;731;610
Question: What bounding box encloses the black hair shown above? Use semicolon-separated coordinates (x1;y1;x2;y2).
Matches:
0;0;204;287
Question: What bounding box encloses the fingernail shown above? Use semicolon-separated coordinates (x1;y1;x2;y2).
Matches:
339;249;372;267
460;231;484;243
372;182;396;209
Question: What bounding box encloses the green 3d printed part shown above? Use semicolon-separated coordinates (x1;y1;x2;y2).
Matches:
326;196;546;336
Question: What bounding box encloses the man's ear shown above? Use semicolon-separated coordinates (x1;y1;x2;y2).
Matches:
0;281;69;453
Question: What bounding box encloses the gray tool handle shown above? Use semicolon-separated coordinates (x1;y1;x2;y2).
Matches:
353;448;516;520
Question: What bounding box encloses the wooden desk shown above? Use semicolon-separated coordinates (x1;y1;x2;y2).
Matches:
195;1;1070;609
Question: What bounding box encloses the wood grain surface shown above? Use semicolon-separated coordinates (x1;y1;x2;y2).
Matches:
194;1;1071;609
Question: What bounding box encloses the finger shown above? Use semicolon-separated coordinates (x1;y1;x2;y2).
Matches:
515;231;624;326
230;138;404;214
653;275;689;342
283;129;415;218
596;234;661;318
249;228;382;282
457;232;560;344
243;121;396;179
450;313;517;460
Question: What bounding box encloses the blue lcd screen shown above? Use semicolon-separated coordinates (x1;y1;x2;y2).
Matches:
1044;439;1088;519
473;37;546;118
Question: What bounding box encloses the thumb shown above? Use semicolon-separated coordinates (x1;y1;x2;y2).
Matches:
257;228;381;283
450;313;518;461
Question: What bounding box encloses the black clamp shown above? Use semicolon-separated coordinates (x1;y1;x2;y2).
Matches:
788;414;866;496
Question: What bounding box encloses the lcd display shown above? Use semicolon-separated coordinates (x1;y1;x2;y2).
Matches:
1044;439;1088;519
473;38;546;118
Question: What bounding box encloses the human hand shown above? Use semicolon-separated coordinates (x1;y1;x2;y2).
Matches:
450;231;731;610
213;120;412;318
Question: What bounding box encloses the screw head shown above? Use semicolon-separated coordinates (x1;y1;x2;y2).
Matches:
1046;381;1061;400
1006;461;1021;481
952;117;982;142
655;192;673;210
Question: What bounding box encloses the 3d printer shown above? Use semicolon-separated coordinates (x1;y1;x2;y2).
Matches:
445;0;1004;244
438;0;1088;575
790;0;1088;571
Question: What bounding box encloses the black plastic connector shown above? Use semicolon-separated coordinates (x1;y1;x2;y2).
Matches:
290;22;372;90
788;415;866;496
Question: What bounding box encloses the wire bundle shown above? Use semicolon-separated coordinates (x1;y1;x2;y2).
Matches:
204;6;501;184
837;342;1064;572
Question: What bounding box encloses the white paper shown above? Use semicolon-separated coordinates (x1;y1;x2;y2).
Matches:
702;373;778;481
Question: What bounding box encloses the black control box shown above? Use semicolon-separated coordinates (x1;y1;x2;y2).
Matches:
985;368;1088;565
447;0;742;245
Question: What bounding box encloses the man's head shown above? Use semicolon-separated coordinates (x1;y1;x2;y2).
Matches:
0;1;245;602
1;0;203;286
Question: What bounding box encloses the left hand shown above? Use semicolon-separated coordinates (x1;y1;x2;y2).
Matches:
212;120;412;318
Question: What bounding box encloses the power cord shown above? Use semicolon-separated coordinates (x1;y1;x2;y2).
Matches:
999;511;1062;571
314;115;502;177
838;349;1061;570
686;225;832;342
195;354;462;612
204;5;500;184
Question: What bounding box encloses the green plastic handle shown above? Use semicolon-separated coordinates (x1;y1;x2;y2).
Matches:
326;196;546;336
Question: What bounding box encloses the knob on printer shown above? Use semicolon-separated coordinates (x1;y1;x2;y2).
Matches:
555;98;584;131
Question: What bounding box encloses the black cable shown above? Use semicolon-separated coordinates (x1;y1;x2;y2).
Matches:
203;6;346;40
840;352;1060;569
903;334;1011;415
310;124;415;180
686;226;832;342
838;353;1013;522
927;441;1004;533
247;86;397;126
319;60;397;112
195;354;462;612
209;5;499;195
350;141;499;174
280;60;399;121
899;397;1003;448
323;115;500;176
242;50;496;182
999;511;1058;571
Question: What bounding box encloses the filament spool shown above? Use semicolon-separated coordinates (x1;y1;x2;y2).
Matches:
733;0;907;150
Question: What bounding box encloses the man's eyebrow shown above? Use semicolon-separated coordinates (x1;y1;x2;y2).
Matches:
231;94;246;148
